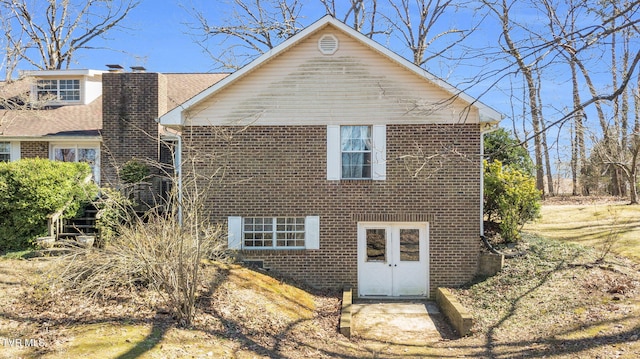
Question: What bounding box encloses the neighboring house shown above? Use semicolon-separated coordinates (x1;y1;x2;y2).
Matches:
0;68;225;189
158;16;502;298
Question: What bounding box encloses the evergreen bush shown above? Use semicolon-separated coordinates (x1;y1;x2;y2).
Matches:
484;159;541;242
0;158;98;251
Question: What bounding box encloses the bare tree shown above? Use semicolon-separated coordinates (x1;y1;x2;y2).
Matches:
481;0;640;198
481;0;548;195
385;0;478;68
320;0;384;38
0;0;139;78
190;0;304;70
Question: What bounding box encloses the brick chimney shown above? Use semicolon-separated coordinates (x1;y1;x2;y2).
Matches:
100;71;167;187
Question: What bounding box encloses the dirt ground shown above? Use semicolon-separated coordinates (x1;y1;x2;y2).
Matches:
1;232;640;358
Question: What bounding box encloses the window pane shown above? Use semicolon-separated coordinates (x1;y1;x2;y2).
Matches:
37;80;56;90
54;148;76;162
341;126;371;151
0;142;10;153
60;90;80;101
242;217;305;249
78;148;98;179
78;148;96;164
36;80;58;101
400;229;420;261
366;229;386;262
341;126;372;179
0;154;9;162
342;152;371;179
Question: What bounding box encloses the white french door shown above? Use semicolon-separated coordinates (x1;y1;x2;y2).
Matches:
357;222;429;297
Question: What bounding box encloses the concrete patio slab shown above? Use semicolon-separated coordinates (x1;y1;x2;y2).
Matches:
351;301;455;346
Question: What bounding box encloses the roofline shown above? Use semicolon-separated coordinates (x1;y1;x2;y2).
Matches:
19;69;107;78
0;136;102;142
159;15;502;126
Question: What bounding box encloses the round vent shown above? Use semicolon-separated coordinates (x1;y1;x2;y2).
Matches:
318;34;339;55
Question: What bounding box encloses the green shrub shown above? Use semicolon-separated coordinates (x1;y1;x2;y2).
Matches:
484;128;535;175
484;159;541;242
0;158;98;251
121;159;150;184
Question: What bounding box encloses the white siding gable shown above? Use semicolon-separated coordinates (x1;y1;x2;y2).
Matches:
183;24;488;128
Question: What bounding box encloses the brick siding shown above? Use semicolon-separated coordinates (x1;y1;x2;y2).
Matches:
20;141;49;159
100;72;166;186
182;124;482;297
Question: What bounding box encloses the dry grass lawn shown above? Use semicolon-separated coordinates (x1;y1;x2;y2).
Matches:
524;199;640;262
1;200;640;358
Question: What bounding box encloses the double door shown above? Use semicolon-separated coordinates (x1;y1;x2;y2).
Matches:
357;222;429;297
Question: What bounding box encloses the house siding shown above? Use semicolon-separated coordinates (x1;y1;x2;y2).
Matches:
20;141;48;159
186;29;480;127
182;123;481;297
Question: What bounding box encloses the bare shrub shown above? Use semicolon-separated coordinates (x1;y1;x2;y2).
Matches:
50;181;229;326
595;207;629;263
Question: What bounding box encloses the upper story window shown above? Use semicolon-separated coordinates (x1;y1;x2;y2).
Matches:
341;125;372;179
327;125;386;181
36;79;80;102
0;142;10;162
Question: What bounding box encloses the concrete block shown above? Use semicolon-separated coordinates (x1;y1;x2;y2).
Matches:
339;287;352;337
436;287;473;337
478;252;504;276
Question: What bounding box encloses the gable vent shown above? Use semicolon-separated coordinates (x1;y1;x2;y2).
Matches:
318;34;339;55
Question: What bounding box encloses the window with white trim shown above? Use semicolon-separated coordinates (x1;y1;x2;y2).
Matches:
243;217;306;248
36;79;80;102
0;142;10;162
341;125;372;179
327;125;386;180
228;216;320;250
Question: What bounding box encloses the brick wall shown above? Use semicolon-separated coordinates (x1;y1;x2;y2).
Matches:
100;72;167;186
20;141;49;159
182;124;482;297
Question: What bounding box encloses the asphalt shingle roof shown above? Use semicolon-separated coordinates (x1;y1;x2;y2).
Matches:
0;73;227;138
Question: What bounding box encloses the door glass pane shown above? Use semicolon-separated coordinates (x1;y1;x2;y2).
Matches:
78;148;96;163
366;228;386;262
78;148;98;179
400;229;420;261
54;148;75;162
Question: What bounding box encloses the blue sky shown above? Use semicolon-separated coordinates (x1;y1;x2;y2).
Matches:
75;1;343;73
6;0;636;174
74;1;215;73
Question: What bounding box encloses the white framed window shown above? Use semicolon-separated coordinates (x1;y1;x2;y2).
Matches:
36;79;80;102
327;125;386;180
50;143;100;183
341;125;372;179
0;142;10;162
228;216;320;250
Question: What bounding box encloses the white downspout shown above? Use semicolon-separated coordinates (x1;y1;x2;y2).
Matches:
176;135;183;225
